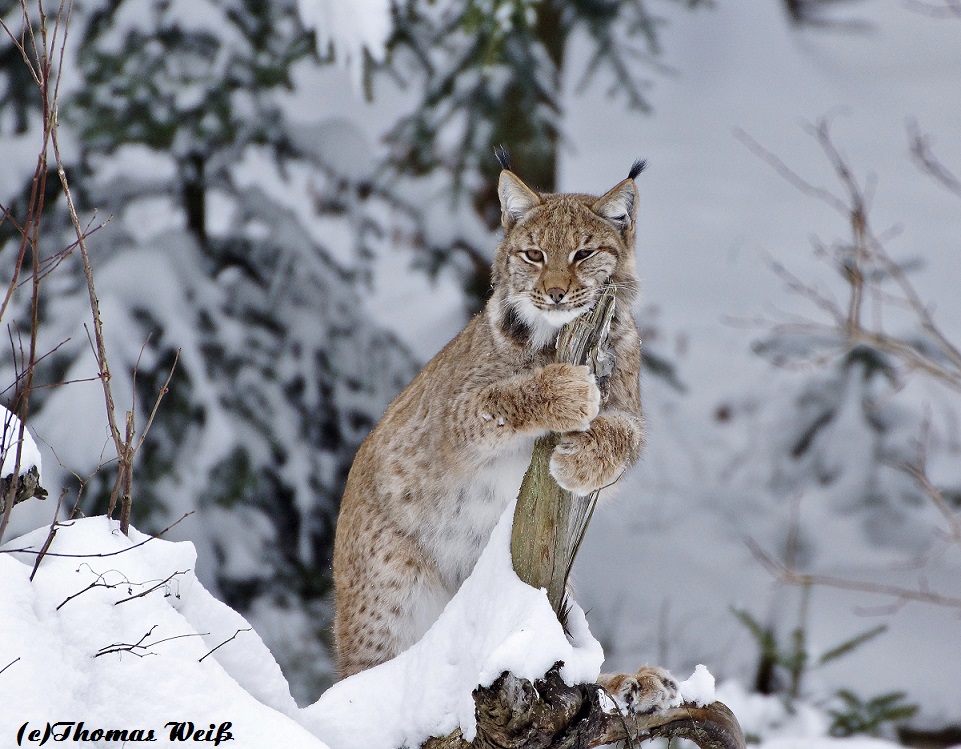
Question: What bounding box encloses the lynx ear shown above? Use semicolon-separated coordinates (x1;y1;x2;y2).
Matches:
593;178;638;233
498;170;541;230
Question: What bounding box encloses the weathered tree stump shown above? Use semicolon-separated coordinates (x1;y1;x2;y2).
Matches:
423;665;746;749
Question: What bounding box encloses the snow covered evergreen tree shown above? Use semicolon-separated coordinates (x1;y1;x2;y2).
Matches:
0;0;417;700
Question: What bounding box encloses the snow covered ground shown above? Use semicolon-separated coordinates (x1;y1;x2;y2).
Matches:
0;517;325;747
0;509;937;749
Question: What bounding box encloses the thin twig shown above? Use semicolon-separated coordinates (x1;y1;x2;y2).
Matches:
747;538;961;610
113;569;188;605
29;487;67;580
0;657;20;676
198;628;253;663
134;350;179;453
56;575;124;610
0;0;54;543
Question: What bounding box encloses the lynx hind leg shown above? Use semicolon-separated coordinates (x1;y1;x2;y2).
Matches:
598;665;680;714
335;531;450;679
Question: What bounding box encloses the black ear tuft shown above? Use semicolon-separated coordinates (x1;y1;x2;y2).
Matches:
495;145;511;171
628;159;647;181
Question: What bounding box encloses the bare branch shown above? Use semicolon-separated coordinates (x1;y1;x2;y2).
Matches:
747;538;961;611
740;118;961;394
908;120;961;198
94;625;209;658
0;0;71;544
134;349;179;453
56;564;129;610
29;487;67;580
733;127;849;217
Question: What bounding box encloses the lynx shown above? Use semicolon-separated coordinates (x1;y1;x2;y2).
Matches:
333;162;678;710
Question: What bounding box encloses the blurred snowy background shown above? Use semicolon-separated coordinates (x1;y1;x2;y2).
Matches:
1;0;960;744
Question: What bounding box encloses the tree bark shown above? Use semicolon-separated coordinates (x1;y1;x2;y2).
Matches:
510;284;616;616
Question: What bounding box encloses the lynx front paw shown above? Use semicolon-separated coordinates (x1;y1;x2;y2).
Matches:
534;363;601;433
599;666;680;715
548;424;627;495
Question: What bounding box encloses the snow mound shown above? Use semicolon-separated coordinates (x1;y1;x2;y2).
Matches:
680;663;716;706
298;0;391;86
299;501;604;749
1;505;603;749
0;517;326;747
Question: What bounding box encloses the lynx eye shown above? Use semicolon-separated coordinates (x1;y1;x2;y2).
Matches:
519;249;544;264
571;249;597;263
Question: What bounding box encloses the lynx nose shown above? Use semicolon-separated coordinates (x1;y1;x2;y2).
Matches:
546;287;566;304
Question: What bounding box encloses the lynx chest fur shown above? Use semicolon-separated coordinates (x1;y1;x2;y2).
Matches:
333;163;646;678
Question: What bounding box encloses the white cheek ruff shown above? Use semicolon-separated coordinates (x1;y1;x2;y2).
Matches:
510;294;587;349
539;308;583;326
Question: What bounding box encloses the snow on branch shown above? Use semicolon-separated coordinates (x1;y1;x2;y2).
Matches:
298;0;392;87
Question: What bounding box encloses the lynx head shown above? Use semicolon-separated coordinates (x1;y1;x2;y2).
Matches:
490;161;644;349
